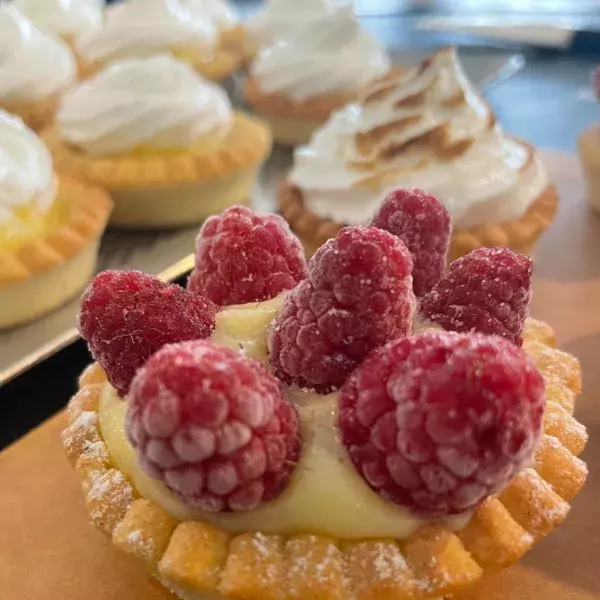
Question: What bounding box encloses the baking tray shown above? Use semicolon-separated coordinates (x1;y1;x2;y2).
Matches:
0;49;524;385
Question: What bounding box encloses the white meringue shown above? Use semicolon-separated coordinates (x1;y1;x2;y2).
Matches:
57;54;233;156
0;5;76;103
290;48;548;229
251;3;390;101
76;0;216;64
0;109;56;224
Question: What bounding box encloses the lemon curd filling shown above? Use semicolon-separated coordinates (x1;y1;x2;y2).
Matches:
0;196;65;252
128;127;230;158
99;294;471;539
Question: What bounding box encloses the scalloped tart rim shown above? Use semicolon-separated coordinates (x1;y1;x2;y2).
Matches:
61;318;587;600
0;174;112;287
43;112;272;191
278;144;558;260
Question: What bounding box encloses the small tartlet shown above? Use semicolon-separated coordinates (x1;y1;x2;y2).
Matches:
578;123;600;215
279;179;559;260
43;113;272;229
62;318;586;600
0;175;112;328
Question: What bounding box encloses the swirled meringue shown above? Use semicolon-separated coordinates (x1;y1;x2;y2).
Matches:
251;3;390;101
0;109;56;223
76;0;216;64
12;0;103;39
290;47;548;229
57;54;233;156
0;5;76;103
245;0;330;51
183;0;238;32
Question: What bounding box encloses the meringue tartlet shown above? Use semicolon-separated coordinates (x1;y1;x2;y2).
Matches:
75;0;240;82
578;67;600;214
579;124;600;214
280;47;558;258
243;3;391;146
0;5;77;132
44;55;271;229
0;110;111;329
12;0;102;48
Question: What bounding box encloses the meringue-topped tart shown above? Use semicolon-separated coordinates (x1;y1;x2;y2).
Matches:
75;0;240;81
63;203;586;600
12;0;102;45
0;4;76;132
0;109;111;328
43;55;271;228
280;46;558;258
243;2;391;146
578;66;600;214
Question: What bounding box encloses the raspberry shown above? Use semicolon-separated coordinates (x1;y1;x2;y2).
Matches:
78;270;217;397
339;332;545;518
126;340;300;512
188;205;308;307
268;226;416;393
371;188;451;298
420;247;532;346
371;188;451;297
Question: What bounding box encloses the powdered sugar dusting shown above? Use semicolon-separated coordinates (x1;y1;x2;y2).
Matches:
74;410;98;429
62;410;102;458
251;532;272;558
515;468;569;530
125;529;156;558
371;543;408;581
287;536;343;597
87;469;135;531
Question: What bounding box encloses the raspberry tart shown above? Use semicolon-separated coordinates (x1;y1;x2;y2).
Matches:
63;204;587;600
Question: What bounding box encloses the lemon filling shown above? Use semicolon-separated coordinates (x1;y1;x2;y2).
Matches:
0;195;64;252
99;294;471;538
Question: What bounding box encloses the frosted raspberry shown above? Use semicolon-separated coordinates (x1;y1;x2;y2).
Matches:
371;188;451;297
268;226;416;394
78;270;217;397
339;332;545;517
127;341;300;512
188;205;308;307
420;246;532;346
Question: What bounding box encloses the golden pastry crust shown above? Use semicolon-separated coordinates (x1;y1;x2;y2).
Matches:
244;67;405;122
0;175;112;287
278;179;559;259
244;77;358;121
78;48;240;82
220;24;246;56
1;94;60;133
43;112;272;191
62;320;587;600
578;124;600;214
